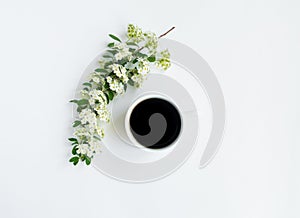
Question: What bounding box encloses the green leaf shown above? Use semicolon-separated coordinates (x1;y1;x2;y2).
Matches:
119;59;128;65
82;82;92;88
107;50;117;55
104;82;109;89
107;90;114;100
95;68;108;73
99;74;106;79
103;54;113;59
104;61;113;68
128;48;135;53
108;34;121;42
72;120;81;127
80;155;86;162
69;156;79;165
126;42;139;47
69;99;78;103
77;99;89;105
128;79;134;86
72;146;78;155
93;135;101;141
68;138;78;143
147;56;156;62
136;52;147;58
107;42;114;48
85;156;91;165
104;93;110;104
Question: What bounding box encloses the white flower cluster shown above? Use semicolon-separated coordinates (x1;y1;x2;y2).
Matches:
127;24;158;53
88;90;106;106
144;32;158;54
137;58;150;74
105;76;123;95
72;90;109;158
74;126;90;139
111;64;129;83
127;24;144;43
88;90;110;122
78;108;106;137
131;74;146;87
91;76;100;83
79;108;97;126
77;139;101;157
114;43;132;61
156;49;171;70
74;126;102;157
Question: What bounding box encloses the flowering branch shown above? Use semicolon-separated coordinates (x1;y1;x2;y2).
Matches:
68;24;173;166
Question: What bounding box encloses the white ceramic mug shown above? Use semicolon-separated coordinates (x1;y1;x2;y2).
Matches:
124;93;182;151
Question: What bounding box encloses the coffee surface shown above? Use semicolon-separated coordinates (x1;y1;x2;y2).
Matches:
129;98;181;149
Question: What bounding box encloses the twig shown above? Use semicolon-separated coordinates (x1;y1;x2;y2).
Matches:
158;26;175;38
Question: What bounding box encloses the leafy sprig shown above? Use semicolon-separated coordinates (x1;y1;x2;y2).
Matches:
69;24;175;166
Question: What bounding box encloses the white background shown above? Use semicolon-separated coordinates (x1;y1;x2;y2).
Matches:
0;0;299;217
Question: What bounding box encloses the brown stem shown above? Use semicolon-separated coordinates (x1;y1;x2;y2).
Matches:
158;26;175;38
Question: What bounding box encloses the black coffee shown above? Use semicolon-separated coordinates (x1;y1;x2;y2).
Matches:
129;98;181;149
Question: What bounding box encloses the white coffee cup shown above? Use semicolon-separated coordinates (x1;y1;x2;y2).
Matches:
124;93;182;151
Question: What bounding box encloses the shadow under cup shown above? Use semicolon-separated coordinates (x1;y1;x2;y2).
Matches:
128;97;182;150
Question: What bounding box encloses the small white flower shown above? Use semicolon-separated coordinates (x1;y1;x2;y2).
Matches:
111;64;127;78
127;24;144;43
137;58;150;74
88;90;107;106
155;49;171;70
89;138;101;152
116;83;124;94
109;79;124;95
109;81;117;91
77;144;89;155
114;42;127;50
115;52;123;61
120;66;127;74
87;123;96;134
86;150;93;157
95;126;105;138
114;43;132;61
110;64;118;72
106;76;112;83
92;76;100;83
122;75;129;83
115;70;122;78
79;108;97;126
80;90;89;97
131;74;146;87
94;104;110;123
109;79;118;91
74;127;90;138
144;31;158;54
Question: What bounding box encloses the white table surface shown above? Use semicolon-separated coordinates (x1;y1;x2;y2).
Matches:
0;0;299;217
